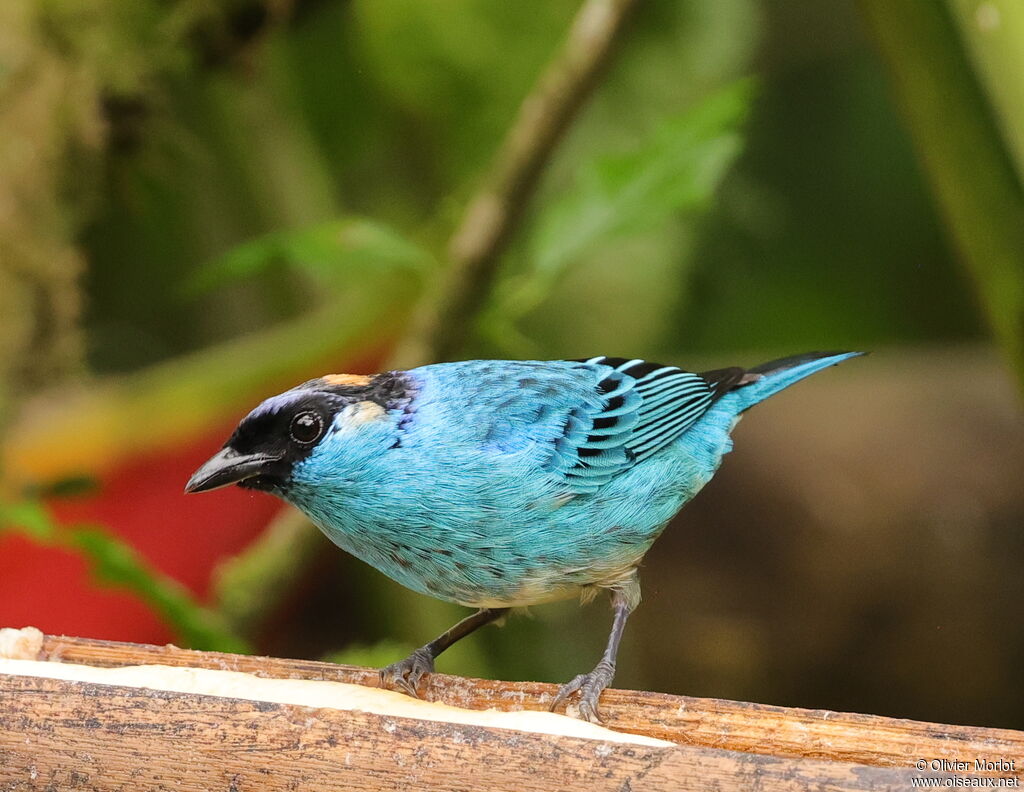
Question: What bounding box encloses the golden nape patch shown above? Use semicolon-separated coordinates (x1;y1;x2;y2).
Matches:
323;373;373;386
340;400;387;427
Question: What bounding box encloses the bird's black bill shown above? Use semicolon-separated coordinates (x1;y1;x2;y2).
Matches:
184;448;282;494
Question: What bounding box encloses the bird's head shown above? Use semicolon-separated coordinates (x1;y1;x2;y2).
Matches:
184;372;411;497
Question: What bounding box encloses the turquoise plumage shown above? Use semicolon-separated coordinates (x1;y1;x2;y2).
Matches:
186;350;861;720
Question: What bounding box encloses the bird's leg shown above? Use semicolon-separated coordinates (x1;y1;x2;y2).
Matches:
380;607;509;697
551;585;635;723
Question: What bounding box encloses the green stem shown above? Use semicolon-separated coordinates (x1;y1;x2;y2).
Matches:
860;0;1024;393
947;0;1024;182
1;500;250;653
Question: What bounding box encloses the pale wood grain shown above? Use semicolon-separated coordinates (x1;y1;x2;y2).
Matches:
0;674;936;792
0;632;1016;792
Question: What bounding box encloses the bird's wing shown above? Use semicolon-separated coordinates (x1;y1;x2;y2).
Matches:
546;356;732;494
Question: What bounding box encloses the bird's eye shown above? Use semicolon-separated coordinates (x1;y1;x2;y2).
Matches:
289;411;324;445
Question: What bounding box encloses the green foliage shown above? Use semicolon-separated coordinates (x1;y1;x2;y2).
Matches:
1;501;56;542
481;79;754;350
186;217;437;296
946;0;1024;390
212;509;326;636
350;0;578;195
0;499;251;654
949;0;1024;185
533;79;754;280
45;0;984;376
677;54;983;355
863;0;1024;390
23;474;101;500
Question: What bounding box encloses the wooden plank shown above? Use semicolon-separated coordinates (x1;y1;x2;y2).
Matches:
35;633;1024;773
0;674;931;791
1;631;1021;790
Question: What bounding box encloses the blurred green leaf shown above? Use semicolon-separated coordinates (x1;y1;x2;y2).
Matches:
869;0;1024;392
24;474;101;500
0;500;56;541
212;508;325;637
0;500;250;654
535;81;753;274
185;217;437;296
351;0;577;194
490;79;755;324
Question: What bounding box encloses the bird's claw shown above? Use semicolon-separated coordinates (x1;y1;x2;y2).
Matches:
549;660;615;723
379;648;435;698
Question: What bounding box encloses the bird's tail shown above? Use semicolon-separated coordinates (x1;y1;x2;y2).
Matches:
719;350;864;413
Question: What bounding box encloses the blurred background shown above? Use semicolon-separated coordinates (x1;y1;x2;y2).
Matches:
2;0;1023;730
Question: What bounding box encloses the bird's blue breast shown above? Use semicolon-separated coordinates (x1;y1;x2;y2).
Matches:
284;361;731;607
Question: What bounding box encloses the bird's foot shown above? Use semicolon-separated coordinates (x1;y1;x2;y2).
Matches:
379;647;435;698
550;659;615;723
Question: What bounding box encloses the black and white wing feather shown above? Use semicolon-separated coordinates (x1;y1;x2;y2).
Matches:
547;356;738;494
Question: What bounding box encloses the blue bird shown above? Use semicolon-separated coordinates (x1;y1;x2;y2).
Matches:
186;350;861;721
